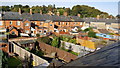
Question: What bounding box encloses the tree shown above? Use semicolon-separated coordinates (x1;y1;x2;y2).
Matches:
88;31;96;38
51;37;60;48
2;6;10;11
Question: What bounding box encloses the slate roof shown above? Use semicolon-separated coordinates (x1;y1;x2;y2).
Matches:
1;12;118;23
70;16;84;22
60;41;120;67
98;29;110;34
2;12;22;20
31;13;45;21
18;40;35;45
83;18;119;24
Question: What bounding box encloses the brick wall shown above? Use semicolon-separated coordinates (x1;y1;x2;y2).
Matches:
39;42;77;62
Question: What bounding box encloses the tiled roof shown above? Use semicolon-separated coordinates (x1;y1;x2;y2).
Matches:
61;41;120;67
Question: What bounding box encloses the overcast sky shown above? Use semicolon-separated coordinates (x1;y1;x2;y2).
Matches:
1;0;119;16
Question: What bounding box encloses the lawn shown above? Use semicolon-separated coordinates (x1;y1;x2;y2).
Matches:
8;57;22;68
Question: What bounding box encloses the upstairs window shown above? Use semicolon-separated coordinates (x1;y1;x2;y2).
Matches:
66;22;68;25
25;30;29;33
40;22;43;25
25;23;29;26
58;22;60;25
50;24;52;26
10;21;12;25
0;21;3;25
16;21;20;26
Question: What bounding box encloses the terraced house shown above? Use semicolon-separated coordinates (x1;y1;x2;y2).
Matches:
0;8;84;37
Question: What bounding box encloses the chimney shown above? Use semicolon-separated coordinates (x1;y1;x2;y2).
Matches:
30;9;32;15
40;10;42;14
97;15;100;19
19;8;21;15
77;14;81;17
48;11;52;16
56;11;60;16
63;12;67;16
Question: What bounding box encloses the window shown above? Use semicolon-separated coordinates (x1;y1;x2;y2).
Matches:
11;31;15;35
44;30;47;33
25;23;29;26
63;22;64;24
25;30;29;33
10;21;12;25
66;22;68;25
16;21;20;26
50;24;52;26
39;30;42;33
40;22;43;25
58;22;60;25
0;21;2;25
35;22;37;24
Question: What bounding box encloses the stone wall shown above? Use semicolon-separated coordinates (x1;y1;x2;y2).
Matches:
11;42;49;67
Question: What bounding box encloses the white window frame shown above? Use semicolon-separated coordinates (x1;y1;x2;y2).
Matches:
25;30;29;33
10;21;12;25
25;23;29;26
17;21;21;26
0;21;3;26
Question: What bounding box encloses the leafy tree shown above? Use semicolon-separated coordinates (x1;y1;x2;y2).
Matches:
69;39;76;44
51;37;60;48
2;6;10;11
88;31;96;38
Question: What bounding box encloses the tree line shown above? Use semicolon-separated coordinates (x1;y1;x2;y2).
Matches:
0;4;115;18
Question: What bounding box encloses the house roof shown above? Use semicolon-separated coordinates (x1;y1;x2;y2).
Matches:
1;12;118;23
98;29;110;34
2;12;22;20
9;26;18;31
83;18;118;24
18;40;35;45
60;41;120;67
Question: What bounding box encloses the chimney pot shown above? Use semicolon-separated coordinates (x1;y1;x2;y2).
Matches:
19;8;21;15
77;14;81;17
97;15;100;19
40;10;42;14
63;12;67;16
56;12;60;16
30;9;32;15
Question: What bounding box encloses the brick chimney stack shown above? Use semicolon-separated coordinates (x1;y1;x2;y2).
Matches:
56;11;60;16
77;14;81;17
19;8;21;15
97;15;100;19
30;9;32;15
40;10;42;14
48;11;52;16
63;12;67;16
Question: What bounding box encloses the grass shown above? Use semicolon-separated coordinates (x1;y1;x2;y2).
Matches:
60;47;79;56
8;57;22;68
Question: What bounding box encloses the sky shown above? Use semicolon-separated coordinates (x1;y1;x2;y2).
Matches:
1;0;119;16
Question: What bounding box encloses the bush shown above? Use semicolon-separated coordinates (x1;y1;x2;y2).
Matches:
36;34;40;37
88;31;97;38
